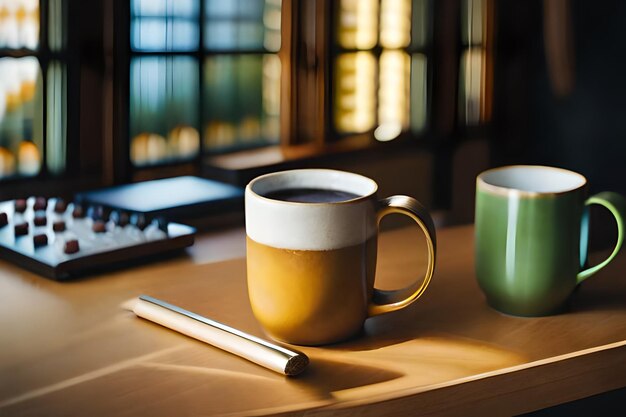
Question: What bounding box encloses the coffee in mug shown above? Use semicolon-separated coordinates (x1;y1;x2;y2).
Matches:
246;169;436;345
475;165;625;316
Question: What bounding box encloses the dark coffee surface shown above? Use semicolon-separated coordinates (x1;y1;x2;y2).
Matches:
264;188;360;203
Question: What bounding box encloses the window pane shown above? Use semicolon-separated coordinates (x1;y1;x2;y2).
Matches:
334;52;376;133
376;50;410;141
411;0;429;49
132;0;166;16
130;56;200;166
237;22;265;49
203;54;280;152
131;0;200;52
334;0;431;140
337;0;378;50
47;60;66;175
205;0;238;18
204;0;281;52
0;0;39;50
132;0;198;18
461;0;485;46
263;0;282;51
132;17;199;51
205;0;263;19
380;0;411;49
48;0;66;52
0;57;43;179
459;48;484;125
206;21;265;51
410;53;427;133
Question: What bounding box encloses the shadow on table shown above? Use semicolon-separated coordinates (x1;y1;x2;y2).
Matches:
295;333;527;403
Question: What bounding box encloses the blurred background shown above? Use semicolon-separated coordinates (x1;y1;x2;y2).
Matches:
1;0;625;227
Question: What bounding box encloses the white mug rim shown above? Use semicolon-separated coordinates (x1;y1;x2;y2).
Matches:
477;165;587;197
246;169;379;206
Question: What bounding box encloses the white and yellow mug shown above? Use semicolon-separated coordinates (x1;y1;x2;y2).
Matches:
245;169;436;345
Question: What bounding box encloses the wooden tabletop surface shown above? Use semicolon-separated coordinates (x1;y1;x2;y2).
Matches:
1;224;625;416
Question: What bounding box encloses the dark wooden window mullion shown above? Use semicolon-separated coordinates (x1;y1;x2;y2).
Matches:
326;0;343;142
65;0;80;178
39;0;50;179
197;0;205;160
114;0;132;183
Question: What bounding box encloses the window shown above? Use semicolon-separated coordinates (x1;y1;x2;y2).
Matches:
128;0;282;168
459;0;493;126
333;0;431;142
0;0;67;181
127;0;438;175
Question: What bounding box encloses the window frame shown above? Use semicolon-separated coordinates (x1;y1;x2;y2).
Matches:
112;0;454;181
328;0;435;142
119;0;289;182
282;0;443;149
0;0;495;213
0;0;104;199
0;0;68;182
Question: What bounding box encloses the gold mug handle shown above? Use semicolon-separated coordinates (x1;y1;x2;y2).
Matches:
368;196;437;317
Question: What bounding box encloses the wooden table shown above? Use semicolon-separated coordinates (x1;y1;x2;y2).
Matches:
1;225;625;416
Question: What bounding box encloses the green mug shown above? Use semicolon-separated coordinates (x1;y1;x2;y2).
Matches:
475;165;626;316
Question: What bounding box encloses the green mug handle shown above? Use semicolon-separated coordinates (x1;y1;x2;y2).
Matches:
577;191;626;284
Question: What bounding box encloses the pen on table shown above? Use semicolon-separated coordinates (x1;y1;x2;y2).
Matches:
125;295;309;376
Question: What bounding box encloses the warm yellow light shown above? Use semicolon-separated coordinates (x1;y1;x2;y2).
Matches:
337;0;378;50
335;52;376;133
204;121;237;150
377;50;410;138
168;125;199;159
263;7;281;31
238;116;262;141
17;140;41;176
380;0;411;48
0;147;16;178
0;58;22;111
0;59;44;174
131;133;168;166
374;122;402;142
263;1;282;52
461;48;484;125
263;32;281;53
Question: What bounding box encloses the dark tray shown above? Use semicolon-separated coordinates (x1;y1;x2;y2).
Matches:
75;176;244;222
0;198;195;280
